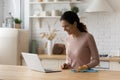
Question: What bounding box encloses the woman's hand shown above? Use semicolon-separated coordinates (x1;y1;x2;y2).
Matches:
61;63;71;69
76;65;88;72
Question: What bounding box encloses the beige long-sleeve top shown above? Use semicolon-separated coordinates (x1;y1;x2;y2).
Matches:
65;32;100;68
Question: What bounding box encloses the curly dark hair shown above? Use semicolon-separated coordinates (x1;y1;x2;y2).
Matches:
60;11;88;32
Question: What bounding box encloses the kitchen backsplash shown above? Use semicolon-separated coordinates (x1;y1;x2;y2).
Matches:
82;12;120;57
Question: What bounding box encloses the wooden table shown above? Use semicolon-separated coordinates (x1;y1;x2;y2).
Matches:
0;65;120;80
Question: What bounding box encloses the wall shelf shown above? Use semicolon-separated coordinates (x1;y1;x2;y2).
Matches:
29;16;61;18
28;0;85;54
29;16;82;18
29;1;82;4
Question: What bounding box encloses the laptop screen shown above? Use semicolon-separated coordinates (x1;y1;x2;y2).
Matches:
22;52;45;72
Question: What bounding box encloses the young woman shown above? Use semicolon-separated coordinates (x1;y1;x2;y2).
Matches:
60;11;99;71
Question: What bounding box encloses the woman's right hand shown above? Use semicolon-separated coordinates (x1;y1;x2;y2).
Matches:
75;65;88;72
61;63;71;69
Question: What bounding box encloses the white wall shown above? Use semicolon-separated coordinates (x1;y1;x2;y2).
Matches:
81;0;120;56
3;0;20;19
0;0;20;26
24;0;29;30
26;0;120;56
0;0;4;26
82;12;120;56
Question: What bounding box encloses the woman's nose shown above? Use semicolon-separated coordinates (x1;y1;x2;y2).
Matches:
63;27;65;30
64;28;66;31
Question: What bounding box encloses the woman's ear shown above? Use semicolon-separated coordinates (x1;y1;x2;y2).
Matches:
73;21;77;27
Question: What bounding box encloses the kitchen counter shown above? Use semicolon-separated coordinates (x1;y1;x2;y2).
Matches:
109;56;120;62
100;57;120;62
0;65;120;80
38;54;66;60
39;54;120;62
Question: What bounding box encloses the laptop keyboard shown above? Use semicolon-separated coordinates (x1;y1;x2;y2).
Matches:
44;69;61;73
45;69;54;71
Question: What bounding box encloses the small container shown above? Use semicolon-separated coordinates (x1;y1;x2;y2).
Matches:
29;40;38;54
51;10;59;16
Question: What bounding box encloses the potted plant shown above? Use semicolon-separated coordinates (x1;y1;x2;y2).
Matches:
14;18;22;29
71;6;79;14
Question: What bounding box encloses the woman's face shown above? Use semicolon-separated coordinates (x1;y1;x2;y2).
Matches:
61;20;76;35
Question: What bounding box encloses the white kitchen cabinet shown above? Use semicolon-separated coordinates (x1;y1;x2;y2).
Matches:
58;59;65;68
22;53;111;70
95;61;110;70
41;59;59;69
110;62;120;71
0;28;29;65
38;59;110;70
41;59;65;69
22;59;64;69
100;61;109;68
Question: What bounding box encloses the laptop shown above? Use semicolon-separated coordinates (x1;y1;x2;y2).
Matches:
22;52;61;73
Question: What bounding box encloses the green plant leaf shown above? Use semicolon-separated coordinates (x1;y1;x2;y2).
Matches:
14;18;22;24
71;6;79;13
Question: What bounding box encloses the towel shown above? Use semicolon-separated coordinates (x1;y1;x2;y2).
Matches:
71;68;98;73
